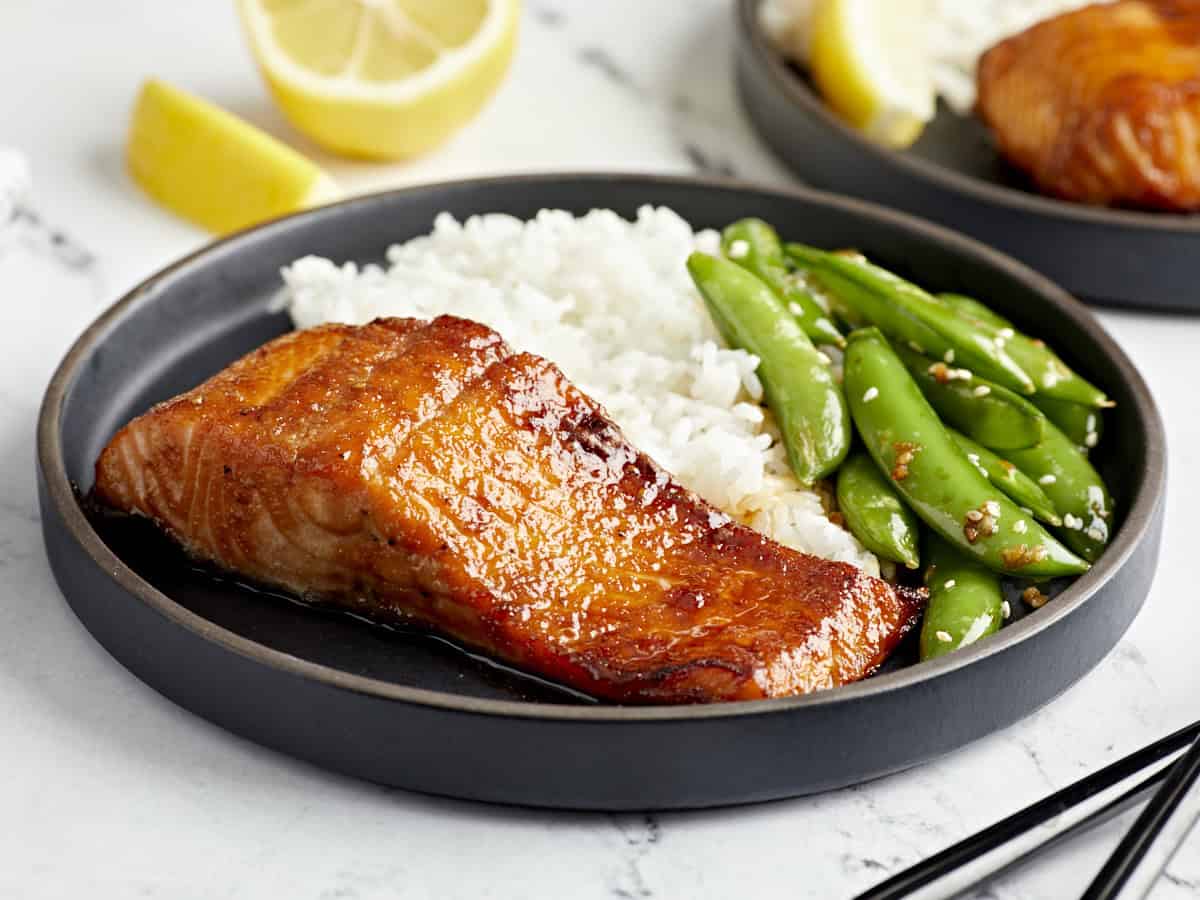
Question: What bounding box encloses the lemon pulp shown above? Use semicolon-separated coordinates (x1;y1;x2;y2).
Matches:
237;0;520;159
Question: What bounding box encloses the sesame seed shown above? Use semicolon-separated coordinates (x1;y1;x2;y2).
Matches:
788;301;804;317
1086;526;1106;542
944;579;957;588
1020;506;1033;515
1086;414;1097;432
998;328;1015;339
973;385;992;397
985;500;1001;517
728;239;749;259
944;349;956;363
967;453;981;466
908;341;925;353
863;387;879;403
936;630;953;643
341;450;351;460
1014;520;1028;534
1063;513;1083;530
1039;474;1057;485
1085;432;1099;448
1001;600;1012;619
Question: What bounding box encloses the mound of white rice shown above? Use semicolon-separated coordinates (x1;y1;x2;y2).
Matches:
283;205;878;575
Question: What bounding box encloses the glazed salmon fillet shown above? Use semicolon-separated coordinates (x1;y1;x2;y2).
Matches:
977;0;1200;211
94;316;923;703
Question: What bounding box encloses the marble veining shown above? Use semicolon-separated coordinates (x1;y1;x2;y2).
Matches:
577;46;636;90
1;1;1199;898
608;815;661;899
5;207;98;271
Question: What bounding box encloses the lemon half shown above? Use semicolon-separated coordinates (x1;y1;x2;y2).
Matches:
809;0;934;149
127;79;339;235
237;0;520;160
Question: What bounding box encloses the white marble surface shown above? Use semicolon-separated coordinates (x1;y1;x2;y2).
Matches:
2;2;1199;897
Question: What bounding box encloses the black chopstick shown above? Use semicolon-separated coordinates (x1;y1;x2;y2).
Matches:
955;764;1174;896
1082;733;1200;899
855;719;1200;900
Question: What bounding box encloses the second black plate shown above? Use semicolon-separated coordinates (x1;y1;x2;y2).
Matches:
734;0;1200;312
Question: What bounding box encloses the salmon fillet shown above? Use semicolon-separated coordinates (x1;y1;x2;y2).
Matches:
977;0;1200;211
94;316;923;704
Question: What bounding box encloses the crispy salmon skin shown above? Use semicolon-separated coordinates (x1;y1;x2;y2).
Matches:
978;0;1200;211
94;316;923;704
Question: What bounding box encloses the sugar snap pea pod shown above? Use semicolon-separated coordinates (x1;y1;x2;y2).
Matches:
836;452;921;569
1004;334;1110;407
787;253;947;350
1032;394;1105;450
939;292;1111;408
920;532;1004;661
686;252;850;484
721;219;844;347
892;342;1046;450
795;263;866;330
937;292;1012;330
785;244;1035;394
843;327;1088;576
948;429;1061;526
1006;421;1114;563
786;258;876;334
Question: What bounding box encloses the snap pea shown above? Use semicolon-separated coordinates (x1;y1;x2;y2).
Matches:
843;327;1088;577
836;452;921;569
1006;421;1114;563
793;252;870;330
785;244;1036;394
939;292;1110;408
937;292;1011;330
1031;395;1105;451
786;261;883;336
999;335;1110;408
920;532;1005;660
721;219;844;347
893;342;1046;450
686;252;850;484
949;429;1061;526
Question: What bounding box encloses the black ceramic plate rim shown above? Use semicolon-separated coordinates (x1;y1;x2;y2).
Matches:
37;171;1166;724
736;0;1200;233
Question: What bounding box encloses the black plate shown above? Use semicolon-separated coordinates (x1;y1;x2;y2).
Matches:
734;0;1200;312
37;173;1165;810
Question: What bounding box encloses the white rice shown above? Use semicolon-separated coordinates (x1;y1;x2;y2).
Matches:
283;205;878;575
760;0;1094;114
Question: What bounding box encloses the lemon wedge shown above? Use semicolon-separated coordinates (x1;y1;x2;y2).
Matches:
808;0;934;149
127;79;340;235
237;0;520;160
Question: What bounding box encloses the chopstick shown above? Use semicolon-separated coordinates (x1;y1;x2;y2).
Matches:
1082;733;1200;899
855;719;1200;900
855;761;1178;900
